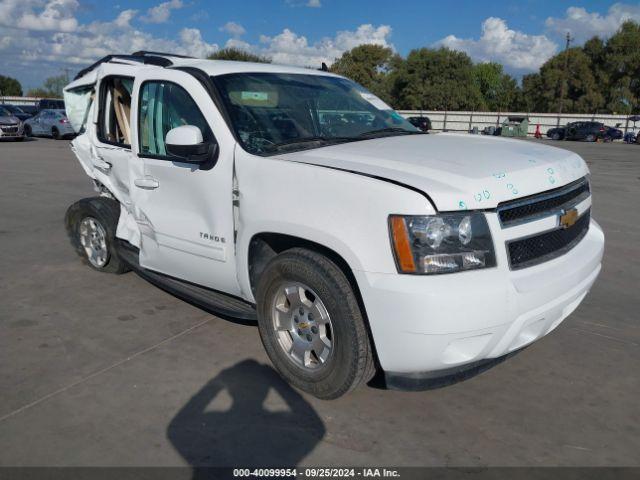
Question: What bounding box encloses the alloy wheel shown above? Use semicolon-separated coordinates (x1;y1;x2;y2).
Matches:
271;282;334;370
78;217;109;268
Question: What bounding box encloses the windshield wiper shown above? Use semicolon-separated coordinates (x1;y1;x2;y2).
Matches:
358;127;425;138
266;135;353;152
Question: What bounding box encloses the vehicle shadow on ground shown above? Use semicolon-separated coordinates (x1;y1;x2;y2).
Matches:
167;359;325;476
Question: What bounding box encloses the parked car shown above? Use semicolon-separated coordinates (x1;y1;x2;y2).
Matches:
18;104;38;116
0;104;32;122
564;121;607;141
62;52;604;399
546;127;565;140
24;109;75;139
0;106;25;141
36;98;65;111
406;116;432;132
605;125;623;140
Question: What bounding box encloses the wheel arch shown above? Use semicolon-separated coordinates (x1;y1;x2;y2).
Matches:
247;231;381;372
248;232;361;300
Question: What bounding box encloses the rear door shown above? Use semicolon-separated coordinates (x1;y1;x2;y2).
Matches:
129;68;241;296
32;111;47;135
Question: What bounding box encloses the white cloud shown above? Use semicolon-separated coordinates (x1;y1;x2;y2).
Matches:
224;38;253;51
257;24;392;67
286;0;322;7
0;2;218;85
0;0;388;89
141;0;183;24
219;21;246;37
435;17;558;72
114;9;138;29
545;3;640;43
0;0;79;32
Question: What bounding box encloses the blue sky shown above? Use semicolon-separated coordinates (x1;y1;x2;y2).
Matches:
1;0;639;90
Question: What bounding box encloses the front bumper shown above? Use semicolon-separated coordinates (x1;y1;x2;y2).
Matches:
355;215;604;375
0;125;24;139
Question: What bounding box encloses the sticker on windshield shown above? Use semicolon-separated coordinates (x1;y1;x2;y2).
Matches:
359;92;392;111
230;90;279;107
241;91;269;101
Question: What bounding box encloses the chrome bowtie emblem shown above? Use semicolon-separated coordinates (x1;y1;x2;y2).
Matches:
559;208;579;229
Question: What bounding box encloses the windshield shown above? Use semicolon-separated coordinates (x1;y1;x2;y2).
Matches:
3;105;23;113
213;72;420;155
0;107;11;117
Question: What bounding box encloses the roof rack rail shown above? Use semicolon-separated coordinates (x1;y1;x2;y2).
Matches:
132;51;194;59
73;53;175;80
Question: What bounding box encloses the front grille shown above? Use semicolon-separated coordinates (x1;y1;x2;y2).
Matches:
1;125;19;134
498;177;590;227
507;209;590;270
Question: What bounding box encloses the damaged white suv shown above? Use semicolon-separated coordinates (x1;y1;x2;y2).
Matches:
64;52;604;399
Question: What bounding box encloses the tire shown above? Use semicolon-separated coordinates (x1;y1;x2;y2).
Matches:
65;197;130;274
585;134;595;142
256;248;376;399
51;127;60;140
24;125;32;137
552;132;560;140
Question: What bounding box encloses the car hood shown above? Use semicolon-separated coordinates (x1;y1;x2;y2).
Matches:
274;133;589;211
0;115;19;125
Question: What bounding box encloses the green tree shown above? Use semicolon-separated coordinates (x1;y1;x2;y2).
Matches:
472;62;519;111
42;75;67;98
603;21;640;114
208;47;271;63
26;87;51;98
521;47;604;113
391;47;483;111
0;75;23;96
330;44;401;105
24;74;68;98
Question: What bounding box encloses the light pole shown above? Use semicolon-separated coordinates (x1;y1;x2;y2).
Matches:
558;32;573;118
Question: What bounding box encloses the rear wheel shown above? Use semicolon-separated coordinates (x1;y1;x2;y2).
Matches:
65;197;130;274
585;134;596;142
51;127;60;140
256;248;375;399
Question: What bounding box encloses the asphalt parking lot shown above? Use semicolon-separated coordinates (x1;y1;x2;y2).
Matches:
0;136;638;468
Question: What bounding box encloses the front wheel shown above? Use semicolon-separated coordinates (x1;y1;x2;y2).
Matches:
551;132;560;140
256;248;376;399
24;125;32;137
51;127;60;140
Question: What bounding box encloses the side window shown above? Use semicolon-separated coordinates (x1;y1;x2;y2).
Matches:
138;81;213;158
98;76;133;147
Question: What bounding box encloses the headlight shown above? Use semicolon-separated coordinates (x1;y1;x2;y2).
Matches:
389;213;496;274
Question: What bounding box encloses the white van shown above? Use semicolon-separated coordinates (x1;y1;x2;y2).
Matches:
64;52;604;399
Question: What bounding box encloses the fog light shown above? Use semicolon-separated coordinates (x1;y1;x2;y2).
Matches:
423;254;459;273
461;251;486;268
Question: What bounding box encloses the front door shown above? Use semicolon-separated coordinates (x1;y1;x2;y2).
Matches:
129;69;240;297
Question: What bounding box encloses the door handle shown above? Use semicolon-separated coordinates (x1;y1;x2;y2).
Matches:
134;176;160;189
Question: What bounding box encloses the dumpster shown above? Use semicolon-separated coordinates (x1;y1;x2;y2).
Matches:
500;116;529;137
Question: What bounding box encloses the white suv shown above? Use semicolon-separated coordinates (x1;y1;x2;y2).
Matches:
63;52;604;399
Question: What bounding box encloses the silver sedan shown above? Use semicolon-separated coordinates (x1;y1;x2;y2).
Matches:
0;106;25;141
24;109;76;140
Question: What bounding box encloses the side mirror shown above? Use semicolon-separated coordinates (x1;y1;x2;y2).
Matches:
165;125;216;164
